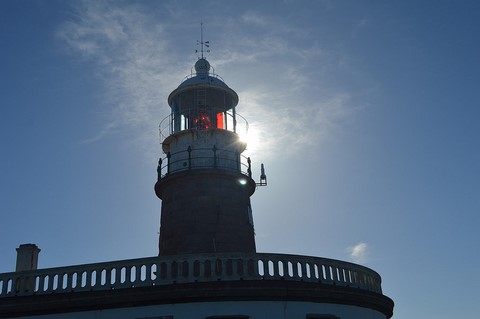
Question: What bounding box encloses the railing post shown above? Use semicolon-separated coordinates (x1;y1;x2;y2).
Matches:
224;111;228;130
232;106;237;133
58;273;65;291
167;152;171;174
14;276;22;295
136;265;142;285
94;270;100;289
283;260;289;278
48;275;54;292
84;271;91;290
247;157;252;178
103;269;110;288
115;268;122;287
1;279;6;295
301;262;307;279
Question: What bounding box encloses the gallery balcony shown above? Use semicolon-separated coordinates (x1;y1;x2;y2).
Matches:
0;252;393;318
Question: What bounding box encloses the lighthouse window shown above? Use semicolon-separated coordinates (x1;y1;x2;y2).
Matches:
216;112;224;129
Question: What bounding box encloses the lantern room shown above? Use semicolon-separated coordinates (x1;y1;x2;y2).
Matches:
161;58;243;137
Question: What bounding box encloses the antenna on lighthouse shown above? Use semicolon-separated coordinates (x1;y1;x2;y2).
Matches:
258;163;267;186
196;22;210;59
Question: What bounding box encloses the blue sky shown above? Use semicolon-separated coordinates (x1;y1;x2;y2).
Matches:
1;1;479;318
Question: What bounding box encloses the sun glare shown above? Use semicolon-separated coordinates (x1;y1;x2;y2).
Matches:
239;129;260;155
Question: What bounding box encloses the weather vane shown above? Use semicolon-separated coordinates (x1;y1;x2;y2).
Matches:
196;22;210;59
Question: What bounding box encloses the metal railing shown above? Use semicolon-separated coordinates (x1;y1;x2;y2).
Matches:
157;147;252;179
182;68;226;83
0;253;383;298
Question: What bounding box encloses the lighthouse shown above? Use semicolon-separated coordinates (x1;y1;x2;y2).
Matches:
155;46;261;256
0;33;393;319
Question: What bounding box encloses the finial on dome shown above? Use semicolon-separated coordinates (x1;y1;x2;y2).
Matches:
195;22;210;59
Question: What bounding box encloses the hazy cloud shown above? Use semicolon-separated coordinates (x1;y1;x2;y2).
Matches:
57;0;178;154
211;14;359;161
56;1;362;162
348;242;369;263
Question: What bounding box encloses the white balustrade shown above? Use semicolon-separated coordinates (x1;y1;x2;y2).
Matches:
0;253;382;298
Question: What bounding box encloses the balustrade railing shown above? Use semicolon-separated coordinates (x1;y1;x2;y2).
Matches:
0;253;382;298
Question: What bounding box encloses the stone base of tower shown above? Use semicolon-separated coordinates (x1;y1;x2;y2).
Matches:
155;169;256;256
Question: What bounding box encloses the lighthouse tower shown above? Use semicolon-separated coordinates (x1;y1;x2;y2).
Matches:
154;49;260;256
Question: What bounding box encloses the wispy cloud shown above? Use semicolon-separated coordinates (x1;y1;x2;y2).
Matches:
56;1;363;163
348;242;369;263
210;14;360;161
56;1;180;156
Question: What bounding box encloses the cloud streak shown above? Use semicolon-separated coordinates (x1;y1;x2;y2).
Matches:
208;13;363;161
57;1;179;156
56;1;364;163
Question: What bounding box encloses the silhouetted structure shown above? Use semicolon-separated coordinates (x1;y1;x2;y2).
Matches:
0;52;393;319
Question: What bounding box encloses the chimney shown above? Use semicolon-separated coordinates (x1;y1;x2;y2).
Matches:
15;244;41;271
